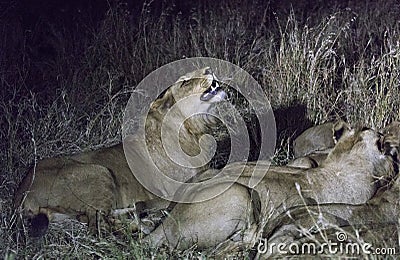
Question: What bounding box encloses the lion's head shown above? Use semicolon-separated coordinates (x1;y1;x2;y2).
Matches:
382;121;400;164
293;121;335;158
290;121;351;168
149;67;226;126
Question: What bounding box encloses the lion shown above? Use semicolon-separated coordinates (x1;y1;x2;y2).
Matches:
14;67;228;237
146;123;396;251
250;121;400;257
285;121;400;227
288;121;350;169
293;121;335;158
382;121;400;164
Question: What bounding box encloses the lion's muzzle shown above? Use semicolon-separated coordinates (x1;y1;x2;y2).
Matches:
200;80;226;102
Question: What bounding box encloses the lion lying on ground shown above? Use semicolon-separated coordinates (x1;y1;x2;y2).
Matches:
293;121;335;158
146;122;397;251
288;121;350;169
14;67;227;237
261;121;400;257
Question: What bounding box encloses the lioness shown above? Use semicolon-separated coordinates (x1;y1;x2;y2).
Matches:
382;121;400;164
250;121;400;257
146;124;396;250
293;121;335;158
14;67;227;237
288;121;350;169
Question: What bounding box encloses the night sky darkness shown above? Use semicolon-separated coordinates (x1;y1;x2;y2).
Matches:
2;0;359;95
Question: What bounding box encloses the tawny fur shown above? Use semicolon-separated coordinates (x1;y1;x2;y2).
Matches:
14;67;227;236
147;125;395;250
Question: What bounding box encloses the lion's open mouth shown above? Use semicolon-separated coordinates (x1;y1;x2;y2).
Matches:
200;80;226;102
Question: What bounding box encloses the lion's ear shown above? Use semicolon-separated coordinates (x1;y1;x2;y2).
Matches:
332;121;351;143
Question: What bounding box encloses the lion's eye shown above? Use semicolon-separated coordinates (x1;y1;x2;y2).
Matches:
200;80;220;101
204;68;213;75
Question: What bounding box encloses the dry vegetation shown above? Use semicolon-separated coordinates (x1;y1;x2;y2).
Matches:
1;0;400;258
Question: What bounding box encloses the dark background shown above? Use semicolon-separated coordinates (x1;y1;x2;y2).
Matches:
1;0;360;94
